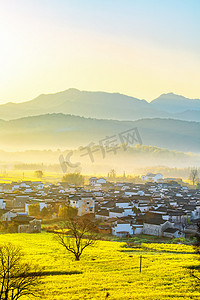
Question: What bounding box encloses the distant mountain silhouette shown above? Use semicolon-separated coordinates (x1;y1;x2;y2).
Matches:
0;113;199;153
0;89;199;121
150;92;200;113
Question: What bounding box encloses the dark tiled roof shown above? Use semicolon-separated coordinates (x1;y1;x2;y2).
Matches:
102;201;115;208
163;228;179;233
155;206;168;212
110;208;124;213
0;209;9;216
96;209;109;216
182;205;196;211
12;216;34;223
167;209;185;216
144;219;165;225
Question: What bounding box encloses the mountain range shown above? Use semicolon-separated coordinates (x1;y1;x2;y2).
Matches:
0;89;200;122
0;113;199;153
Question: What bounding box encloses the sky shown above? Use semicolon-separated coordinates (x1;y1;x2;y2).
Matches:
0;0;200;103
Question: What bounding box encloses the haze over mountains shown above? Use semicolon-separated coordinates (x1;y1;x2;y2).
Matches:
0;114;199;154
0;88;199;173
0;88;199;171
0;88;200;122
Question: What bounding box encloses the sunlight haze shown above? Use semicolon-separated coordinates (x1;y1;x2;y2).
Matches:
0;0;200;103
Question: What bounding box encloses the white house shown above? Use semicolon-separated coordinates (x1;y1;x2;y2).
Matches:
0;199;6;209
97;178;107;185
65;187;76;193
89;177;106;186
191;205;200;220
163;228;185;238
112;220;133;237
132;225;143;235
123;208;134;216
20;182;31;188
141;173;163;182
32;182;43;190
70;196;95;216
109;208;124;218
138;204;151;213
116;201;131;209
137;191;145;196
12;184;20;191
121;185;130;191
89;177;97;186
125;190;137;197
24;188;33;193
143;220;173;237
0;210;17;222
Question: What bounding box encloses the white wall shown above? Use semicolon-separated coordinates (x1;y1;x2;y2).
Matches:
116;202;130;209
78;198;95;216
109;211;124;218
112;223;133;236
133;225;143;235
123;208;134;216
1;211;17;222
0;199;6;209
143;223;162;236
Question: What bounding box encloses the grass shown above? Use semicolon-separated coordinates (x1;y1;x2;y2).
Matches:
0;232;199;299
0;170;63;183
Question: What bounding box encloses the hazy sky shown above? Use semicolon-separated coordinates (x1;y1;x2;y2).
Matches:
0;0;200;103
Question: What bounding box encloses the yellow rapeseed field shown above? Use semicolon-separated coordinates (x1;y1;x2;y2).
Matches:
0;232;199;299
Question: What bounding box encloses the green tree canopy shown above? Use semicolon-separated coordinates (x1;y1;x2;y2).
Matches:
62;173;84;186
28;203;40;217
34;170;43;178
58;206;77;220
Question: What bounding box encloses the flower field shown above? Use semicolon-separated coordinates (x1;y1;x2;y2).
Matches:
0;232;199;299
141;243;195;253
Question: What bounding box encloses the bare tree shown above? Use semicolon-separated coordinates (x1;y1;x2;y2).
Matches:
109;169;116;180
190;168;199;186
0;243;42;300
55;215;97;261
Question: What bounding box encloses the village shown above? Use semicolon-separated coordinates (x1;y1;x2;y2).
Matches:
0;172;199;240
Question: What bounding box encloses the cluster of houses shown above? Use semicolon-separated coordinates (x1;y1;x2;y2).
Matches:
91;178;200;238
0;175;199;238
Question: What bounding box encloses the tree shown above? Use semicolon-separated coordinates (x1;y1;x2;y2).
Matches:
0;243;42;300
58;206;77;220
190;168;199;186
62;173;84;186
40;207;50;219
132;206;141;215
28;203;40;217
55;215;97;261
34;170;43;179
108;169;116;180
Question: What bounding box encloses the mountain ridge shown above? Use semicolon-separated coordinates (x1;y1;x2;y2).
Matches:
0;113;199;153
0;89;199;122
151;92;200;113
